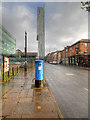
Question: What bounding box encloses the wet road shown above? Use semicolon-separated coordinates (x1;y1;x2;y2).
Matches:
44;63;88;118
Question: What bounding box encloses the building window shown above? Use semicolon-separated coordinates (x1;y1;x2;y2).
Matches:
66;48;68;52
70;48;72;51
70;51;72;56
66;53;68;57
76;51;78;55
85;49;87;55
85;43;87;48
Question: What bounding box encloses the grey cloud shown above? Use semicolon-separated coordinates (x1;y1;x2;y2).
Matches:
2;3;37;52
0;3;2;24
2;2;88;55
2;0;81;2
45;2;88;54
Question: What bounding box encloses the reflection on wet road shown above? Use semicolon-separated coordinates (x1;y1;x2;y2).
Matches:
44;63;88;118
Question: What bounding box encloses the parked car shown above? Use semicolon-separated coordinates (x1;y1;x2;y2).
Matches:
53;61;57;65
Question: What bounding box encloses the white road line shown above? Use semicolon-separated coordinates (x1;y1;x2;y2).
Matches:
84;88;88;92
66;73;74;76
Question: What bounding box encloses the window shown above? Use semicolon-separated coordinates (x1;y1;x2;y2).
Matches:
85;43;87;48
66;53;68;57
66;48;68;52
85;49;87;55
70;48;72;51
76;51;78;55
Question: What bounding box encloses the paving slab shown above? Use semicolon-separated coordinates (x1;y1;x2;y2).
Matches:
2;97;18;116
14;98;34;115
2;68;63;119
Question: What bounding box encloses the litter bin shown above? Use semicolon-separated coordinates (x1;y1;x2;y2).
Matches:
35;60;43;87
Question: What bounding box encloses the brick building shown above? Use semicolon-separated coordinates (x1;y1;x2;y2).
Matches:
68;39;90;66
46;39;90;67
57;51;62;64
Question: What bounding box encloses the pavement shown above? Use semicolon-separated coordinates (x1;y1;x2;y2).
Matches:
44;63;88;118
1;67;63;119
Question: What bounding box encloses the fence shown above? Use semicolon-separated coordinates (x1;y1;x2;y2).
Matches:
1;66;23;82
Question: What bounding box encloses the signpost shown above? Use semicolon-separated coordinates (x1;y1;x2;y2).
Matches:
2;56;9;81
4;57;9;72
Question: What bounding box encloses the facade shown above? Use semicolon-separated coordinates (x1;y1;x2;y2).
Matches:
37;6;45;59
46;53;50;63
16;49;23;55
68;39;90;66
50;52;55;63
57;51;62;64
46;39;90;67
0;24;16;55
9;50;37;64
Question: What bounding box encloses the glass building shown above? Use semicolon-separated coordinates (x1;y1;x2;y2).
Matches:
0;24;16;55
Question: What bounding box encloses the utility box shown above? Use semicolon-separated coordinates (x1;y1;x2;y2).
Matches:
35;60;43;87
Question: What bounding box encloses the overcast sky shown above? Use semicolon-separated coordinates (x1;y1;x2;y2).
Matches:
0;1;88;55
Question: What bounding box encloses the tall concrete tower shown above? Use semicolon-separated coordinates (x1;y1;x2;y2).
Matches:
37;5;45;59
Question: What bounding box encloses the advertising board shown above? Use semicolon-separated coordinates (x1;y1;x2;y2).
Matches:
4;57;9;72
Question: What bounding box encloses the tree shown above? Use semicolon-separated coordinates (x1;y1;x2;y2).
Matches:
81;1;90;12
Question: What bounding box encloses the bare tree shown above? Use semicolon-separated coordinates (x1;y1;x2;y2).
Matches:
81;1;90;12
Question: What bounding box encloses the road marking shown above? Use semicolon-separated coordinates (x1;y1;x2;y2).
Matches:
37;106;41;109
66;73;74;76
84;88;88;92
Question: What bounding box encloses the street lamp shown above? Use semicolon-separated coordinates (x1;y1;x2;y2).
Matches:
24;31;27;71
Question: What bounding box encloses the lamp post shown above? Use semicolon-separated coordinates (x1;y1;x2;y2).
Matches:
24;31;27;71
2;55;4;81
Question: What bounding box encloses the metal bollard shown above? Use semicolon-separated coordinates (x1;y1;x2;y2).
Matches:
35;60;43;87
12;67;14;76
8;71;9;78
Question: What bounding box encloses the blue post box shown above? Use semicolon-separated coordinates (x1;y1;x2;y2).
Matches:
35;60;43;87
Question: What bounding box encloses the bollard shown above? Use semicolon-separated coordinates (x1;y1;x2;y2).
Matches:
17;66;18;73
8;71;9;78
35;60;43;87
12;67;14;76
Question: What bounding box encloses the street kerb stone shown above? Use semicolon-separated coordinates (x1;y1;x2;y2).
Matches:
6;114;22;118
21;113;58;118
